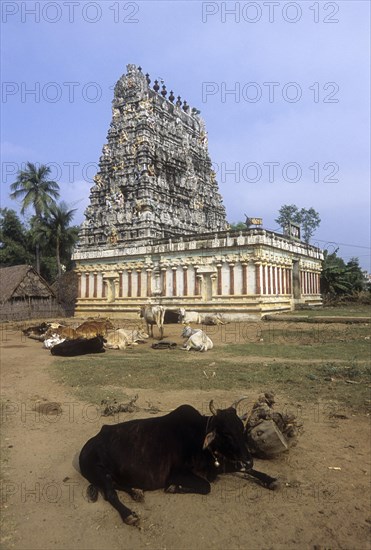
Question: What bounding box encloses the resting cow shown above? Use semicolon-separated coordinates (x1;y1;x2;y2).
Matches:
79;399;277;525
22;322;62;341
139;305;165;339
43;335;66;350
43;325;78;349
104;328;149;350
75;319;114;339
50;336;105;356
201;313;226;326
179;308;201;324
181;326;214;352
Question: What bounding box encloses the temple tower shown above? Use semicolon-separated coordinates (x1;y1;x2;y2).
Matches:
78;64;227;249
73;64;323;318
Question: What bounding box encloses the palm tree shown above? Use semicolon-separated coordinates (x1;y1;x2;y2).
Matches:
37;202;78;277
10;162;60;272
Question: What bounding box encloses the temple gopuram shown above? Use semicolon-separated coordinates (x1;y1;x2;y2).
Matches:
72;64;323;319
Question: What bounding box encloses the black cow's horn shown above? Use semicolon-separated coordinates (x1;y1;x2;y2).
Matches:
231;396;249;410
209;400;217;416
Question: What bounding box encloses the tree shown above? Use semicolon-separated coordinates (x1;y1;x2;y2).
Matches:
320;250;366;298
36;202;78;277
0;208;33;266
275;204;321;243
300;207;321;243
320;250;351;296
275;204;301;228
10;162;60;272
346;257;366;292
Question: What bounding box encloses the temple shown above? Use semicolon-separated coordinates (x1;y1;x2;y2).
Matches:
72;64;323;319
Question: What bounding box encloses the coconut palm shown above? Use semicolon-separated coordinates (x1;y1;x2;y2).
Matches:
36;202;78;277
10;162;60;272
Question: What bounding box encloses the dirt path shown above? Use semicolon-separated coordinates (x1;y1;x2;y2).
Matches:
1;329;370;550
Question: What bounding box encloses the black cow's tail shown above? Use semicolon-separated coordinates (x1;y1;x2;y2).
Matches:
86;484;99;502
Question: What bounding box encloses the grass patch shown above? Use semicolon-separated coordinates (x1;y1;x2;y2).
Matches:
282;305;371;317
52;338;371;411
222;339;370;361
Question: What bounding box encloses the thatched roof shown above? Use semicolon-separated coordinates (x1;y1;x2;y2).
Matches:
0;265;56;303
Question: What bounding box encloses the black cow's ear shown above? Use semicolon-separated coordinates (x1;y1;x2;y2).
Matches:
203;430;216;449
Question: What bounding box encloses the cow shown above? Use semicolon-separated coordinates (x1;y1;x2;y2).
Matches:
75;319;114;339
22;322;62;341
179;310;227;326
78;399;277;525
43;325;79;349
44;325;78;340
43;334;66;350
50;336;105;356
104;328;149;350
200;313;227;326
139;305;165;340
179;308;201;325
181;325;214;352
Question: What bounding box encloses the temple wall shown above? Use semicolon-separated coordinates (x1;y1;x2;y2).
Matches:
73;229;323;319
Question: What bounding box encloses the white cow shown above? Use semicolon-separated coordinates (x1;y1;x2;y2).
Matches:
179;308;202;324
43;335;66;349
139;305;166;339
181;325;214;352
179;309;226;326
104;328;149;350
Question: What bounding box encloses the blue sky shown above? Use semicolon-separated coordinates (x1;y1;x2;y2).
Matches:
1;1;370;270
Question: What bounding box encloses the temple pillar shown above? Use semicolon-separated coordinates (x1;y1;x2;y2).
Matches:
77;273;82;298
127;270;132;297
229;263;235;295
241;262;247;295
172;266;177;296
183;266;188;296
272;266;277;295
85;272;90;298
114;279;119;300
255;262;261;295
137;269;142;297
161;267;167;296
263;265;272;294
194;267;200;295
216;263;222;295
288;268;292;295
146;269;152;297
93;272;98;298
211;274;217;297
118;271;123;298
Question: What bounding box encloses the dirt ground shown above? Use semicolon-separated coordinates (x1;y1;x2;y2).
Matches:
1;323;370;550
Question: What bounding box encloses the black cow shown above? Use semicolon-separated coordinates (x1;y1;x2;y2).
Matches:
79;400;277;525
50;336;105;356
22;322;51;341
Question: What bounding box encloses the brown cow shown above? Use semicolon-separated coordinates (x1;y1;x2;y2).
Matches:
75;319;114;339
44;325;78;340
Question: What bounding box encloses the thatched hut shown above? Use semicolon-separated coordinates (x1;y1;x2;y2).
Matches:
0;265;62;321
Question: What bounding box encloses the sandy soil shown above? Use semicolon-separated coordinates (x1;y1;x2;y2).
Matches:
1;325;370;550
